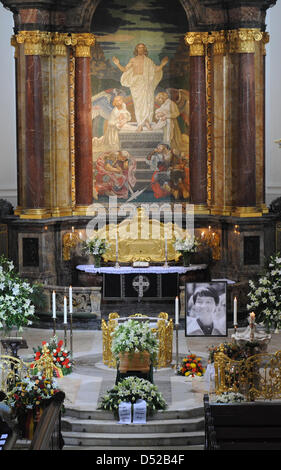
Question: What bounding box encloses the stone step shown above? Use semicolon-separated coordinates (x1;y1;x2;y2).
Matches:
64;407;204;421
61;416;204;434
62;430;205;447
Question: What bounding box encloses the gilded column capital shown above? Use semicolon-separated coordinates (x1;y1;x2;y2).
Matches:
209;31;227;55
14;30;52;56
184;32;211;56
227;28;263;54
52;32;72;56
261;32;270;55
70;33;96;58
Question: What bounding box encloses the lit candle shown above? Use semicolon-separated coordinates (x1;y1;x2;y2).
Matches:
233;297;237;326
64;296;67;324
69;286;73;314
175;296;179;325
250;312;255;324
52;290;56;319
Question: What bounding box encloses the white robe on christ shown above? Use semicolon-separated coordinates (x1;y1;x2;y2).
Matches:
120;56;163;127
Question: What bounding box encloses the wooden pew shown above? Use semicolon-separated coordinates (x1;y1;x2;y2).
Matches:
204;394;281;450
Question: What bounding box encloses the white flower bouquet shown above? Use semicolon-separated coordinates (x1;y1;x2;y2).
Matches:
83;237;110;256
98;376;167;415
0;255;35;332
173;234;200;254
247;253;281;331
211;392;246;404
111;319;159;365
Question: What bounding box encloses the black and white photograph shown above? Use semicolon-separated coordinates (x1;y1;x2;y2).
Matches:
185;282;227;337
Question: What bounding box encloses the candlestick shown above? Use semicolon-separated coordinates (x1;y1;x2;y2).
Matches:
63;296;67;324
233;296;237;326
175;296;179;325
52;291;56;319
69;286;73;314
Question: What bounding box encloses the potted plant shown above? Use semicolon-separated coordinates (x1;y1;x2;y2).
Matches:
111;319;158;373
82;237;110;267
0;255;35;335
173;234;200;266
98;376;167;416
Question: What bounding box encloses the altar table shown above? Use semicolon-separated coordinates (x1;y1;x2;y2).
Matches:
76;265;207;300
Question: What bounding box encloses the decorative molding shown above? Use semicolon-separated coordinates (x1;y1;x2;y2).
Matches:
70;32;95;57
227;28;263;53
184;31;212;56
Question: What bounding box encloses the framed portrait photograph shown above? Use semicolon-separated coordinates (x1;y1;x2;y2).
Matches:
185;282;227;337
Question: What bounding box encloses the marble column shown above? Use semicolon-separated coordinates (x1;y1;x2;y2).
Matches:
229;29;263;216
185;32;210;213
13;31;51;218
73;34;95;215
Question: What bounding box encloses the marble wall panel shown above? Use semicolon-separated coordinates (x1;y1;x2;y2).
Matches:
52;54;72;214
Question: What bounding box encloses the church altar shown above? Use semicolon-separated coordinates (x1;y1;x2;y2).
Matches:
76;264;208;300
76;265;207;274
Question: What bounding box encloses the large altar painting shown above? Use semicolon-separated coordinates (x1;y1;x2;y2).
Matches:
90;0;189;204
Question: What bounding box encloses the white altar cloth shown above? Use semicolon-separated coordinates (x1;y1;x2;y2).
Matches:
76;265;207;274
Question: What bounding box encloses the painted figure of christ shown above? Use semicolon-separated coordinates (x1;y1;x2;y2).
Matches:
112;43;168;132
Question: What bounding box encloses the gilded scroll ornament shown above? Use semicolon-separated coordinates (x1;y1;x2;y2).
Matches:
184;32;212;56
15;31;52;56
228;28;263;54
71;33;96;58
209;30;227;55
262;32;270;55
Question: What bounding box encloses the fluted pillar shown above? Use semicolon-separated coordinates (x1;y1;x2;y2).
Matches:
185;32;210;213
73;33;95;215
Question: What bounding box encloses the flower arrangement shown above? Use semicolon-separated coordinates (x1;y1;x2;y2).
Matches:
173;234;200;254
211;392;246;404
98;376;167;415
177;353;205;377
32;336;72;376
247;253;281;331
83;237;110;256
5;374;61;412
111;319;158;365
0;255;35;332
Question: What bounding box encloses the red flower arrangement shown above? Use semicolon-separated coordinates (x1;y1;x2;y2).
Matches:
32;336;73;376
177;353;205;377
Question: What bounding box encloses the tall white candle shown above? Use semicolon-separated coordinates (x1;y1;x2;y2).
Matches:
175;296;179;324
250;312;255;324
165;234;167;260
64;296;67;324
233;297;237;325
52;290;56;319
69;286;73;314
